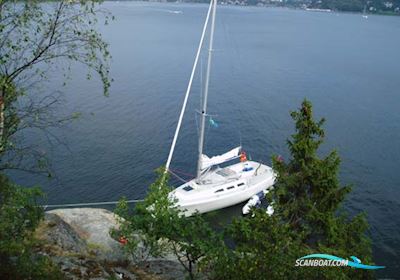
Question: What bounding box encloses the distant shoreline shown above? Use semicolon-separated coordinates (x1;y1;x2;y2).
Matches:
106;0;400;17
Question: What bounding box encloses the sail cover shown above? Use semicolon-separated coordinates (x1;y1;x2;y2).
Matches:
201;146;241;170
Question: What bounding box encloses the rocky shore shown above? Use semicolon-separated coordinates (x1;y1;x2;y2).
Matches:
34;208;186;280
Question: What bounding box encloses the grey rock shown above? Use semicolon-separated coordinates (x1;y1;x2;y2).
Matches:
113;267;138;280
36;207;187;279
41;212;88;254
47;208;125;261
138;260;186;280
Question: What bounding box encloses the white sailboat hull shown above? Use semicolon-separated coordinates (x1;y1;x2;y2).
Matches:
170;161;276;216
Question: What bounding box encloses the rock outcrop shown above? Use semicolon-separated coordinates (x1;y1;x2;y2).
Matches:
38;212;88;255
35;207;186;280
45;208;124;261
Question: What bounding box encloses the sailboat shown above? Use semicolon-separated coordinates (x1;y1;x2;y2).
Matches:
165;0;276;216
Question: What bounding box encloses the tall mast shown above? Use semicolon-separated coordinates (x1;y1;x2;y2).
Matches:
165;0;213;174
197;0;217;180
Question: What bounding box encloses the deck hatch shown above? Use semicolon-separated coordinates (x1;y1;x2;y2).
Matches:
183;186;194;191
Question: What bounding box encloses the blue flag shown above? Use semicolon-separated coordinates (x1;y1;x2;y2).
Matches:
209;117;218;128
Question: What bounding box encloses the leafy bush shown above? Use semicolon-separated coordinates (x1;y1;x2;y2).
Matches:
0;174;63;279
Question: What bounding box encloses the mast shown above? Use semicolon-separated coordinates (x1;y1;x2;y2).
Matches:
197;0;217;180
165;0;213;174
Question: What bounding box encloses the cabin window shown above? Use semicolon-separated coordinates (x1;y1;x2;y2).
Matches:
183;186;193;191
215;189;224;193
227;186;235;190
237;183;245;187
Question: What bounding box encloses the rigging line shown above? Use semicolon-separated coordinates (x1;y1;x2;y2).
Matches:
168;170;189;184
195;112;199;138
42;199;144;210
239;127;242;147
233;114;243;148
221;3;242;149
170;168;195;178
222;10;243;80
165;0;213;173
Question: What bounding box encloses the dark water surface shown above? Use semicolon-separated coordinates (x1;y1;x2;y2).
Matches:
11;2;400;277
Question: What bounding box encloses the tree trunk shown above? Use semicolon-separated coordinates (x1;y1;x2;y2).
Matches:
188;260;194;280
0;93;3;153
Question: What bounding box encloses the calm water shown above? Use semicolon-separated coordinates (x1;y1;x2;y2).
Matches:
11;2;400;277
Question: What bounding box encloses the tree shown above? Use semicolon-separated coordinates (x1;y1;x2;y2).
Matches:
0;1;112;278
114;169;223;280
0;174;63;279
210;210;313;280
273;99;352;237
0;0;112;174
211;100;373;279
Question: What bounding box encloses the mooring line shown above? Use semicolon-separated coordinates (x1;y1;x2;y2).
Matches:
42;199;144;210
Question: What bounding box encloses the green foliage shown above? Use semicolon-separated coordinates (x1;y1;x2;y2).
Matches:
114;169;177;259
0;0;112;174
273;100;352;238
312;0;364;12
211;211;307;279
0;173;63;279
0;2;113;278
114;169;223;279
0;0;111;92
310;0;399;13
211;99;373;279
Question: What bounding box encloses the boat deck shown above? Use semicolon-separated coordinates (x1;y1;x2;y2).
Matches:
195;161;263;186
170;160;276;215
173;160;271;196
